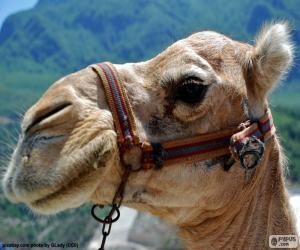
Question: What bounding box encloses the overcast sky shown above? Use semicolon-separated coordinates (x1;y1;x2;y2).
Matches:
0;0;37;29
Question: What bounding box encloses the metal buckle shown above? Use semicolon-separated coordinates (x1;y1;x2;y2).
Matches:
151;143;167;169
238;136;265;170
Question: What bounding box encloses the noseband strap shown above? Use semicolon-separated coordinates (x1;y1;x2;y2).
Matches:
93;63;140;146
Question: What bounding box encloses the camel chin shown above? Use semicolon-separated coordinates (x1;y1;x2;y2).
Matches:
27;170;104;215
3;160;104;215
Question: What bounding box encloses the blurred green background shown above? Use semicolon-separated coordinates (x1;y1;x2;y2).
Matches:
0;0;299;248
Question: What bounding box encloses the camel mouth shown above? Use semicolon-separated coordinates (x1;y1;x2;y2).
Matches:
26;167;101;214
2;156;95;207
2;129;117;214
28;170;89;206
28;188;65;207
28;186;73;212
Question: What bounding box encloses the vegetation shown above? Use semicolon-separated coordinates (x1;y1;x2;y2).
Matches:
1;0;300;113
0;0;299;247
271;107;300;182
0;192;99;248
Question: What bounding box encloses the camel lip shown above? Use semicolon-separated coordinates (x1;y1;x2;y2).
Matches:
3;182;59;206
3;190;22;204
27;167;97;212
26;181;79;215
28;187;62;208
13;184;62;205
27;178;77;208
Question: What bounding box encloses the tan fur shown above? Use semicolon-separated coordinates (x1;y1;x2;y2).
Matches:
2;23;297;249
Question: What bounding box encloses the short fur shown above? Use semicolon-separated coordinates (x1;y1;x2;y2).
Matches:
2;23;297;249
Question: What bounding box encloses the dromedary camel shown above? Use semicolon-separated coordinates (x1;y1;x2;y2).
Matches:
2;22;298;249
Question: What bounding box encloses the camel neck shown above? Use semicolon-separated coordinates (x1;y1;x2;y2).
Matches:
178;138;297;250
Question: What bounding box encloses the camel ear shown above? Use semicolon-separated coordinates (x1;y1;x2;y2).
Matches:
250;22;294;97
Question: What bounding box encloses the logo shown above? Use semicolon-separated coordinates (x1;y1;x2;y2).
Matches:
269;235;299;248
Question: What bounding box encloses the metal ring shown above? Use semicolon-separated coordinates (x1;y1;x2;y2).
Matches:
240;150;260;169
239;136;265;169
91;204;120;224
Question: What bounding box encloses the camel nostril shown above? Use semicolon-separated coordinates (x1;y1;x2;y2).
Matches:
25;102;72;134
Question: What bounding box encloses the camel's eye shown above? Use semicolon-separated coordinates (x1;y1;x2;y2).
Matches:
175;78;207;104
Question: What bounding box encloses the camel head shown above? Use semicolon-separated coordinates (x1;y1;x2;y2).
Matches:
2;23;293;227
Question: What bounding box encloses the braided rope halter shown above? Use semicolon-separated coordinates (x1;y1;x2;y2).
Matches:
90;62;276;250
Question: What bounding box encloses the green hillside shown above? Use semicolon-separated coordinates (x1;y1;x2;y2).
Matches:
0;0;300;113
0;191;99;248
1;0;300;73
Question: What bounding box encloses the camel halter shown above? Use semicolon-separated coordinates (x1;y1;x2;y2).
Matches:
90;62;276;249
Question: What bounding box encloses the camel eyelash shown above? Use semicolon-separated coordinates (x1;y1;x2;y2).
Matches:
180;76;204;85
161;72;204;94
161;73;204;88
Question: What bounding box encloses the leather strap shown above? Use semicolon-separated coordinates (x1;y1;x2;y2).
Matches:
92;62;276;170
92;63;140;154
